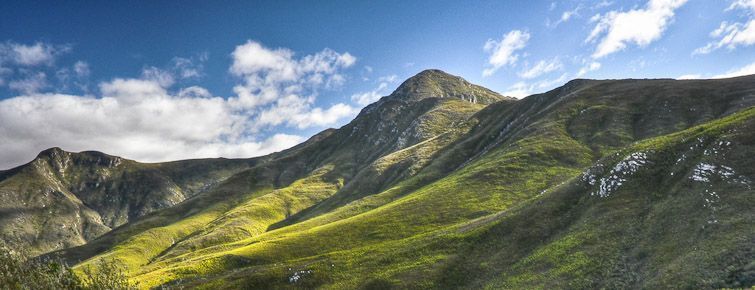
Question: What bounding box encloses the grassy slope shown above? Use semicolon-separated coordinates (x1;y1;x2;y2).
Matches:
67;97;491;286
60;75;755;288
60;70;501;286
186;107;754;290
443;107;755;289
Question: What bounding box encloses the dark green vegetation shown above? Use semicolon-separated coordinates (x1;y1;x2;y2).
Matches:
1;70;753;289
0;242;133;289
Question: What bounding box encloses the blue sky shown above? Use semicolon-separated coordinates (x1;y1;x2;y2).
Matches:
0;0;753;168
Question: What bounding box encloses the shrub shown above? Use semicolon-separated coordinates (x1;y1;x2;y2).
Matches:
0;242;134;289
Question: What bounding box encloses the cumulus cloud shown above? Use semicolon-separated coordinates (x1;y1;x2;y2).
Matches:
587;0;688;59
0;77;305;169
228;40;358;129
141;67;176;88
0;40;360;169
254;94;359;129
518;58;562;79
693;2;755;55
0;41;84;95
0;42;69;66
230;40;355;94
483;30;530;76
229;40;355;107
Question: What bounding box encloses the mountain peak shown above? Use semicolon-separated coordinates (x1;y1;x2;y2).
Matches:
36;147;67;159
32;147;124;170
388;69;511;105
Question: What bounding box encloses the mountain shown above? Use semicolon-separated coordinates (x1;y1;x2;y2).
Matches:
2;70;753;289
0;148;256;256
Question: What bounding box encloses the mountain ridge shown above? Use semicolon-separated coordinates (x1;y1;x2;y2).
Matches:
387;69;512;104
2;70;753;288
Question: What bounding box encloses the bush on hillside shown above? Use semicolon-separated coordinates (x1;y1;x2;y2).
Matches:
0;242;133;289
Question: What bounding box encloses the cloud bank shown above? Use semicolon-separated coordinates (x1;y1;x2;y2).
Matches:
0;40;359;169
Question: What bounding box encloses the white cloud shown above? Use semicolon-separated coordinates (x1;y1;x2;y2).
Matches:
254;94;359;130
137;55;207;88
0;42;90;95
502;73;568;98
556;5;582;25
502;82;532;98
229;40;356;109
141;66;176;88
288;103;359;129
483;30;530;76
729;0;755;11
178;86;212;98
694;1;755;55
595;1;614;9
227;40;358;130
577;61;602;77
8;72;47;94
351;82;388;106
230;40;354;87
712;61;755;78
172;56;205;79
73;61;90;78
562;10;577;22
0;82;305;169
350;74;399;106
587;0;688;59
550;6;583;27
676;74;702;79
675;61;755;79
0;42;69;66
0;40;360;169
519;58;562;79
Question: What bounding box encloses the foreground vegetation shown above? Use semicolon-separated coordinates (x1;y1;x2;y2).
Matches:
0;243;133;289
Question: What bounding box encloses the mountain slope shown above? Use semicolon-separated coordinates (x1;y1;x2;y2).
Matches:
4;71;753;288
0;148;256;256
439;107;755;289
47;70;512;274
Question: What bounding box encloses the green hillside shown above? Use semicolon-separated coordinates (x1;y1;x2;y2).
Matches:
2;70;753;288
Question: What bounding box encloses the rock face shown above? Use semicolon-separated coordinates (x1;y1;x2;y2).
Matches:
3;70;755;289
0;147;254;256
